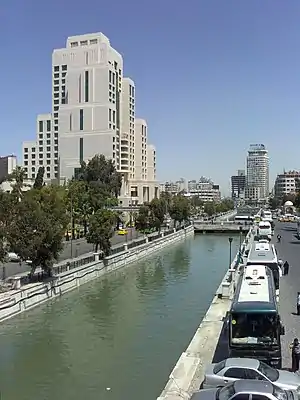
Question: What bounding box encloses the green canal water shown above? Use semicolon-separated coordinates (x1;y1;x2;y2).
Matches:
0;234;240;400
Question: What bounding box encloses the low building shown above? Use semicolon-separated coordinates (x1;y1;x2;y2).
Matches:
274;170;300;199
0;179;34;193
0;155;17;183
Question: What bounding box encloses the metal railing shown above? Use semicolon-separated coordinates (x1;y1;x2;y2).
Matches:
14;223;192;287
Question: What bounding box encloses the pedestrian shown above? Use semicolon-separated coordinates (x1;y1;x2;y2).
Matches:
277;234;281;243
290;338;300;372
297;292;300;316
283;261;290;276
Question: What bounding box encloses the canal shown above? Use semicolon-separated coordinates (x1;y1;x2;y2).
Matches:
0;233;240;400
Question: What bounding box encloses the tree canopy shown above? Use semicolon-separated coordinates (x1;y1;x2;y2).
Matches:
0;154;122;277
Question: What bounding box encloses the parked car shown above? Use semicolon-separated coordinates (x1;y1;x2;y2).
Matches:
191;380;298;400
202;358;300;391
118;229;128;235
7;252;20;262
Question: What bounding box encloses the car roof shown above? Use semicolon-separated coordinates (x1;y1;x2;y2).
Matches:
225;358;260;369
233;380;274;394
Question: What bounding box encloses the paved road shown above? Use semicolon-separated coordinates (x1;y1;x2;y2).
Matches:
2;228;141;279
212;222;299;370
274;221;300;369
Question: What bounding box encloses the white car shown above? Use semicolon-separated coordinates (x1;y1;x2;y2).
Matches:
7;252;20;262
202;358;300;391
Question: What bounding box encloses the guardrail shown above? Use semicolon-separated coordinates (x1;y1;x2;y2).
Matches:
193;220;252;225
216;226;255;299
15;223;192;287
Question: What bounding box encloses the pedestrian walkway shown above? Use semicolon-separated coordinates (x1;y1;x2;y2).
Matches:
274;222;300;368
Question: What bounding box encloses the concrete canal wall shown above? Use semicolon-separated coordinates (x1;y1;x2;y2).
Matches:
158;226;255;400
0;225;194;323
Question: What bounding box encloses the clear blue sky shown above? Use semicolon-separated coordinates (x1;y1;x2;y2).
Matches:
2;0;300;194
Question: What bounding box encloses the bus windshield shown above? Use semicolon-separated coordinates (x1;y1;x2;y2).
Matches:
231;313;279;346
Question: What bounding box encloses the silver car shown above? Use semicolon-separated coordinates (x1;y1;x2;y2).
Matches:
191;379;298;400
202;358;300;391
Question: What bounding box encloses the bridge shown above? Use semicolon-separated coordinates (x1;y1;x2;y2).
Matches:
193;221;250;233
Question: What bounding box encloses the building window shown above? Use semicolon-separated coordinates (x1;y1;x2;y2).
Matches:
85;70;89;102
79;137;83;164
62;65;67;71
79;109;84;130
54;66;59;72
47;120;51;131
24;148;28;153
39;121;43;132
47;173;50;179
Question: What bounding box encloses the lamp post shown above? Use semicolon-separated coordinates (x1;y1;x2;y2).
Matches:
228;237;233;268
239;226;243;251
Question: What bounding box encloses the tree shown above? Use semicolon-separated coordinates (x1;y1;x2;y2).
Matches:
0;191;14;263
190;196;204;208
135;205;150;231
7;186;68;277
159;192;172;214
86;209;116;255
6;166;27;201
66;180;92;236
76;154;122;212
203;202;216;217
268;196;281;210
169;195;191;226
149;198;165;232
33;166;45;189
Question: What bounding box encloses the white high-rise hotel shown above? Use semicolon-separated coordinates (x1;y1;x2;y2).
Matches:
22;32;159;205
246;144;269;200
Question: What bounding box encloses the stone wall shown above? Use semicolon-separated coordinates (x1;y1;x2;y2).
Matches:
0;225;194;323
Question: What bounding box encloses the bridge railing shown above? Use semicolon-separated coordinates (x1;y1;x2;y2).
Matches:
216;226;255;299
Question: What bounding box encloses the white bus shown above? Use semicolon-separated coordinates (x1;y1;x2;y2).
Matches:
229;264;284;368
247;241;282;299
258;221;272;240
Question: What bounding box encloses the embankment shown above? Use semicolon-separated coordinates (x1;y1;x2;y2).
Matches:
0;225;194;323
157;226;255;400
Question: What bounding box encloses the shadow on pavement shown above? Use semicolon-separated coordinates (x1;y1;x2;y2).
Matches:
289;241;300;245
212;316;230;363
282;227;297;232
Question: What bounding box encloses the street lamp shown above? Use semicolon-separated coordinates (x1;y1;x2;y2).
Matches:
239;226;243;250
228;237;233;268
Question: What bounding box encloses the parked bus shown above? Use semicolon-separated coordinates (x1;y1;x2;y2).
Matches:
262;210;274;229
228;265;285;368
234;215;254;224
246;241;282;299
258;221;272;240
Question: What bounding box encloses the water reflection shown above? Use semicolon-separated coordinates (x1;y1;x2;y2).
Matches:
168;244;191;279
135;257;167;293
